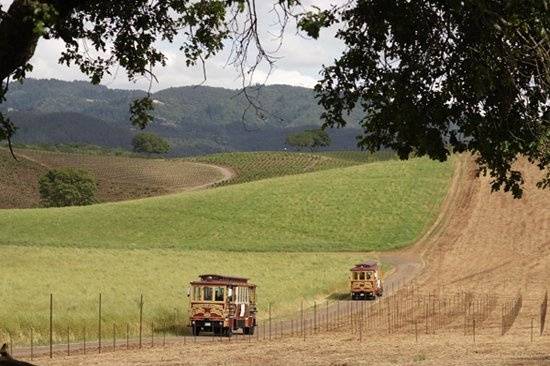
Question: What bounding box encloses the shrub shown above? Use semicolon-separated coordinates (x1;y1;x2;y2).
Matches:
132;132;170;154
285;129;331;151
39;168;97;207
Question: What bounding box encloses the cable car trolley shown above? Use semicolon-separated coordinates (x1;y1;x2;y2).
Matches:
188;274;257;336
350;261;384;300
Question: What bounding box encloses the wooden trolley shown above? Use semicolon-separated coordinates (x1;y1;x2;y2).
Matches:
350;261;384;300
188;274;257;336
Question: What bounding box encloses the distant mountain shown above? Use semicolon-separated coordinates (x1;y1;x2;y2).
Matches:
9;111;134;148
2;79;363;155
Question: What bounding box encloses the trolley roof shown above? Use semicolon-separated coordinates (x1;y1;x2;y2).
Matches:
190;274;255;286
350;261;379;272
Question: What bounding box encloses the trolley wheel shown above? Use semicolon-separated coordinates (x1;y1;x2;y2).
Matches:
223;327;233;337
213;324;223;336
244;326;255;335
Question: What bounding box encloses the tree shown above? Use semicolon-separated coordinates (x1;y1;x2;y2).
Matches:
0;0;299;153
39;168;97;207
1;1;548;197
132;132;170;154
286;131;312;151
300;1;549;197
286;129;331;151
309;129;331;150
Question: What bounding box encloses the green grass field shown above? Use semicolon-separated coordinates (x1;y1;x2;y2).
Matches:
191;150;396;186
0;157;453;251
0;246;374;343
0;154;455;345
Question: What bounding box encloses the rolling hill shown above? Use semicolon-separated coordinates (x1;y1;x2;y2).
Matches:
0;148;395;208
0;155;454;345
0;157;453;251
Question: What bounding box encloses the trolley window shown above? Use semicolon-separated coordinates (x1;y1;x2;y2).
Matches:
236;286;249;303
203;287;213;301
214;287;225;302
359;272;365;280
193;286;201;301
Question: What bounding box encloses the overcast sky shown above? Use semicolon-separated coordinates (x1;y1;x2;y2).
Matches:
1;1;344;91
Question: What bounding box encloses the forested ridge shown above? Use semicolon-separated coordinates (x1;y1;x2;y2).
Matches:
2;79;362;155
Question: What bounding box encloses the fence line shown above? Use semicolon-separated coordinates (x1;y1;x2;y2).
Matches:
3;288;549;361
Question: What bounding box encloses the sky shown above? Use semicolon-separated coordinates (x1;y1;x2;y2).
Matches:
1;1;345;91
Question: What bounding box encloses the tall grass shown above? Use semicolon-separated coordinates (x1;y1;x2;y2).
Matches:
0;246;374;344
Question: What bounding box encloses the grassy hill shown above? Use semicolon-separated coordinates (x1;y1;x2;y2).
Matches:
191;150;396;186
0;155;454;345
0;157;453;251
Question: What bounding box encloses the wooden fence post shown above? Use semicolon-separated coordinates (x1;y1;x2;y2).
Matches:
326;300;329;331
501;304;504;336
139;294;144;348
301;301;304;338
314;301;317;334
30;328;33;361
302;301;306;341
151;322;154;347
269;303;272;340
541;291;548;336
337;300;341;327
49;293;53;359
473;319;476;344
531;318;534;342
98;293;102;354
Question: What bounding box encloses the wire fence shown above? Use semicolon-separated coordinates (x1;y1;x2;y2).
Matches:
2;287;549;362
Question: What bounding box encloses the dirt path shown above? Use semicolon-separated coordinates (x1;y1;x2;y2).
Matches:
182;162;235;191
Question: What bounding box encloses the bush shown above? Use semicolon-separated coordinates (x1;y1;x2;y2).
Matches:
39;168;97;207
286;129;331;151
132;132;170;154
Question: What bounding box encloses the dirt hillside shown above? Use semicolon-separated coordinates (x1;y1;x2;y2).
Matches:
418;156;549;310
0;148;233;208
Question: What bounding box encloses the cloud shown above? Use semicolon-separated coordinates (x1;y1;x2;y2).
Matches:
5;0;346;91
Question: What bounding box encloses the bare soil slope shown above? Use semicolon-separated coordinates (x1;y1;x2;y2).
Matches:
418;156;549;310
0;149;231;207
